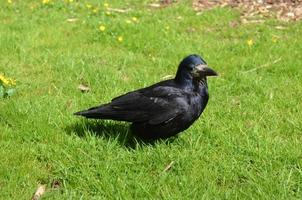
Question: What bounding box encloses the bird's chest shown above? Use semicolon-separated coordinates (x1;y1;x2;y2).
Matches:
186;88;209;121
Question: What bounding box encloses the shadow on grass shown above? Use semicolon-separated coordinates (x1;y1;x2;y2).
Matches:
65;120;178;149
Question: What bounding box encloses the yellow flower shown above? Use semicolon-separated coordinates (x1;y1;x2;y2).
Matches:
69;0;73;2
92;8;98;13
117;36;123;42
99;25;106;32
165;26;170;30
86;4;92;9
106;11;111;15
104;3;109;8
125;19;132;24
7;0;12;4
247;39;253;46
42;0;50;4
0;74;11;86
132;17;138;22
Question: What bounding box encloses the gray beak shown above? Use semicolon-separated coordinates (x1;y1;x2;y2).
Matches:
193;64;218;78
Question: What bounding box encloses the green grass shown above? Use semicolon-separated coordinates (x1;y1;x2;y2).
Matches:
1;0;302;199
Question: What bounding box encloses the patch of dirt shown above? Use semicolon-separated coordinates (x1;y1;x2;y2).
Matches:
193;0;302;22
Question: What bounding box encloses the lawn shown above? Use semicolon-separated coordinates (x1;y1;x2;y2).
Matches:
1;0;302;199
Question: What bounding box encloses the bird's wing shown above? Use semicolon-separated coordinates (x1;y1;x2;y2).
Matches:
110;86;189;124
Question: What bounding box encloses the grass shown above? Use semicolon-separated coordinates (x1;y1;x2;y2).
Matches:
1;0;302;199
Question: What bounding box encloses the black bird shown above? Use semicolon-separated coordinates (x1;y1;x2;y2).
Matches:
74;55;218;140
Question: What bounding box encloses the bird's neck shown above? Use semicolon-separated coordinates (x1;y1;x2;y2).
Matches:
193;77;207;92
198;77;208;88
175;72;208;91
175;71;194;88
175;78;194;91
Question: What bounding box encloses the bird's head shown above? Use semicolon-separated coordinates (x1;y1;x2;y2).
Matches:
175;54;218;84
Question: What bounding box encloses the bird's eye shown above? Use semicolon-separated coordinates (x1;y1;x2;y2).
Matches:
188;64;195;70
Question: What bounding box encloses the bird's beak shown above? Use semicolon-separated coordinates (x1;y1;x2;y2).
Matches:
193;64;218;78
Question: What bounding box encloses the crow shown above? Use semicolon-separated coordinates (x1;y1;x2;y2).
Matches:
74;54;218;140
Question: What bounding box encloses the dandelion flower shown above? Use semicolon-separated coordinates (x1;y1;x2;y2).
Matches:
132;17;138;22
7;0;12;4
42;0;50;4
247;39;253;46
99;25;106;32
125;19;132;24
69;0;73;2
106;11;111;16
0;74;10;86
104;3;109;8
86;4;92;9
165;26;170;30
117;36;123;42
92;8;98;13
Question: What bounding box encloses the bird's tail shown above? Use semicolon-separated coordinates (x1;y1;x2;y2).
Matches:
74;104;113;119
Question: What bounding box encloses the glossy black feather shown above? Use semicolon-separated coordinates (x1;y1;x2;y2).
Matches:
74;54;217;140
